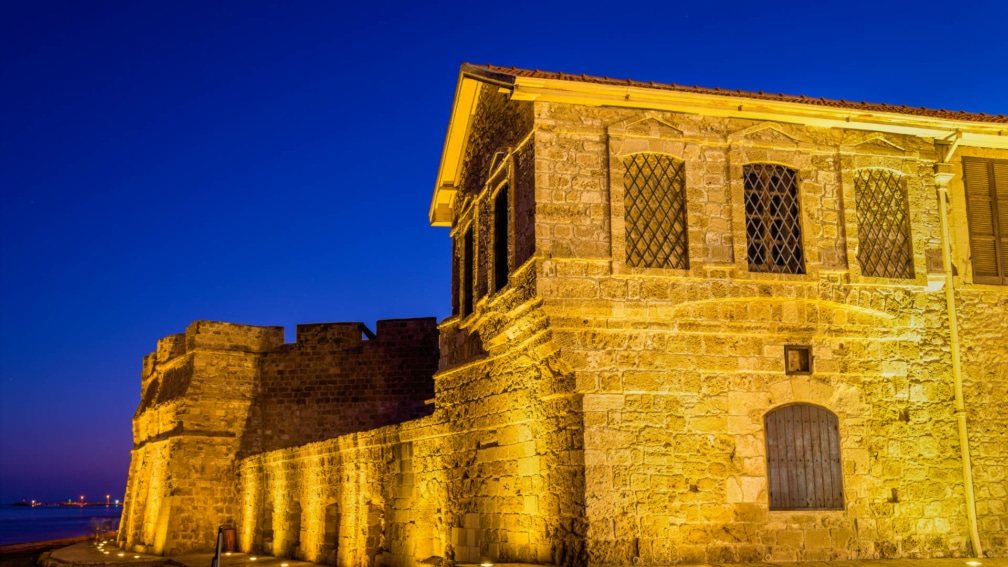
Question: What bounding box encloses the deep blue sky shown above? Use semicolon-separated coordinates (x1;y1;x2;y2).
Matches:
1;0;1005;504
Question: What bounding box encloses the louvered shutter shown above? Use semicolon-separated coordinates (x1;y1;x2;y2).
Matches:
994;161;1008;284
963;158;1007;285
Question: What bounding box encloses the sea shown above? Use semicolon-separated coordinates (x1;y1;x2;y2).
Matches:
0;505;122;546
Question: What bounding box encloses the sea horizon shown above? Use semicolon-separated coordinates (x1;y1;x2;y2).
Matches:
0;504;122;547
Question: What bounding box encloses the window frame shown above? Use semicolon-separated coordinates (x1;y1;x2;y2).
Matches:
743;163;806;275
853;168;915;279
492;181;511;293
622;152;690;270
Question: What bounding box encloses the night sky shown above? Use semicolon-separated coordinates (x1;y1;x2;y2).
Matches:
1;0;1005;504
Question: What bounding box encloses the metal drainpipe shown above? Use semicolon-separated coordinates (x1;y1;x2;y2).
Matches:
934;161;984;558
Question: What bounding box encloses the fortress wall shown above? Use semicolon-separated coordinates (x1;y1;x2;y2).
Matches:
531;101;997;563
247;318;439;454
120;322;284;555
238;416;447;567
236;275;586;566
120;318;441;556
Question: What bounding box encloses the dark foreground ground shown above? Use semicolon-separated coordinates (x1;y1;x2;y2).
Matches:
6;539;1008;567
0;535;108;567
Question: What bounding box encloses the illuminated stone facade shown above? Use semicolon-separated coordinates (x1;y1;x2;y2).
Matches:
120;64;1007;565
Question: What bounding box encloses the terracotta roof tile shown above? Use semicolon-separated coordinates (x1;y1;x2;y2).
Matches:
465;63;1007;125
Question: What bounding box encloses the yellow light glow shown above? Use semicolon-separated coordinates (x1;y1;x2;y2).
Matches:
225;552;232;556
480;563;495;567
250;558;257;561
134;555;140;559
281;563;289;566
118;553;124;557
966;562;982;566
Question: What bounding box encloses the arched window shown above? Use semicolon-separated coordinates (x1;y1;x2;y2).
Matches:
623;153;689;269
764;404;844;510
744;164;804;274
854;169;914;278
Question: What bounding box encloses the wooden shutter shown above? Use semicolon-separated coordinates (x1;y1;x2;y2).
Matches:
765;404;844;510
995;161;1008;284
963;157;1008;285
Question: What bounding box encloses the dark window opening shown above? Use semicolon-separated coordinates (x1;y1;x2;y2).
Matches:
784;345;812;375
494;184;509;292
765;404;844;510
744;164;804;274
463;228;474;317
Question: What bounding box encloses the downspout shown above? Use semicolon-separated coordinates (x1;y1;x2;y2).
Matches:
934;153;983;558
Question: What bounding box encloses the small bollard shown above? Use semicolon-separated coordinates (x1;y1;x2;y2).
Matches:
210;526;224;567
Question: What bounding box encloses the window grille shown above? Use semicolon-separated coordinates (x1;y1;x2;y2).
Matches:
744;164;804;274
623;154;689;269
765;404;844;510
963;157;1008;285
854;169;914;278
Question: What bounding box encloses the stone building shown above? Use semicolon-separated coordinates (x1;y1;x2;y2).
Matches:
119;63;1008;566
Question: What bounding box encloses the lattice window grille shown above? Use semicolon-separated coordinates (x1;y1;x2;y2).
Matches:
744;164;805;274
623;154;689;269
854;169;914;279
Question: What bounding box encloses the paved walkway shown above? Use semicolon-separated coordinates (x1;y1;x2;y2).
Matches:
35;540;1008;567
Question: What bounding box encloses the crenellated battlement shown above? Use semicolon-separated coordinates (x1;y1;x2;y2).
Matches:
184;320;284;353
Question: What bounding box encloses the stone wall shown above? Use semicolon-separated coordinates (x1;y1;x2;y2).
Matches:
529;100;1006;563
119;319;439;556
119;321;284;555
242;318;439;455
119;72;1007;565
238;417;447;566
451;82;534;314
958;287;1008;556
948;146;1008;557
237;280;587;566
